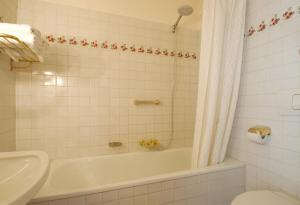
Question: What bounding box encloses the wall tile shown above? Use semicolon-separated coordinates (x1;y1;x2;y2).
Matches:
16;0;200;159
119;198;133;205
133;185;148;196
118;188;134;199
86;193;102;204
102;191;118;202
0;0;17;152
0;0;18;23
68;197;85;205
0;55;16;152
229;0;300;200
31;167;244;205
133;195;148;205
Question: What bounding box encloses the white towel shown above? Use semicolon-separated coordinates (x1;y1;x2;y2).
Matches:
0;23;48;62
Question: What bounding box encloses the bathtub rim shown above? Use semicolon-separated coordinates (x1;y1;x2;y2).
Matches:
31;157;245;203
47;147;193;167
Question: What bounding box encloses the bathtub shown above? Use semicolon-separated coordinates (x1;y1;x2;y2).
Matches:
29;148;246;205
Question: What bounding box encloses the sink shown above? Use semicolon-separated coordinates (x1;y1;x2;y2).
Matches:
0;151;49;205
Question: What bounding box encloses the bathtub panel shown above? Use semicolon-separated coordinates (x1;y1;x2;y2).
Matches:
28;167;245;205
28;149;245;205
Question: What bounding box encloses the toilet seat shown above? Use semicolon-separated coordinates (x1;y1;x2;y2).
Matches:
232;190;300;205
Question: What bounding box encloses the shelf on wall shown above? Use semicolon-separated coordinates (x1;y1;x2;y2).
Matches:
0;33;41;70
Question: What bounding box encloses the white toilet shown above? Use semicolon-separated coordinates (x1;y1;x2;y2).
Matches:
232;190;300;205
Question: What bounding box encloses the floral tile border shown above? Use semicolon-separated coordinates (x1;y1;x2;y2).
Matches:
45;35;198;60
245;5;300;37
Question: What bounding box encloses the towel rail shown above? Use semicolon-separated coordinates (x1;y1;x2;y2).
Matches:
134;99;161;105
0;33;40;70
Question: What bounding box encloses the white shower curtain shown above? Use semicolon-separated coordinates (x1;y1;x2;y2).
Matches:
192;0;246;168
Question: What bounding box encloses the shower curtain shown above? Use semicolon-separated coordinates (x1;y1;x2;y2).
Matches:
192;0;246;168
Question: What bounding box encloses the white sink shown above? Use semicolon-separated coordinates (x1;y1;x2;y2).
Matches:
0;151;49;205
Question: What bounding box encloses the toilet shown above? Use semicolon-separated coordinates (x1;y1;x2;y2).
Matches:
232;190;300;205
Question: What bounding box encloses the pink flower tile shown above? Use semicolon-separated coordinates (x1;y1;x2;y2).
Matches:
138;46;145;53
177;51;183;57
46;35;55;43
163;49;169;56
58;36;67;44
154;48;161;55
111;43;118;50
270;14;280;26
80;39;89;46
121;44;128;51
101;41;108;48
184;52;190;58
130;45;136;52
69;37;77;45
146;48;153;54
257;21;266;32
282;7;295;20
91;40;98;48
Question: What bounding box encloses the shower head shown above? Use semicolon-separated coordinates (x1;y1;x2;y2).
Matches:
177;5;194;16
173;5;194;33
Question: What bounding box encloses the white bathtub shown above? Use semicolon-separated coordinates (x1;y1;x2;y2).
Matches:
30;148;245;205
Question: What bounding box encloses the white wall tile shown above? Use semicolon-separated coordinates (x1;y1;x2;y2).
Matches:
0;55;16;152
118;188;134;199
0;0;17;152
148;183;162;193
133;195;148;205
86;193;102;205
49;199;69;205
119;198;133;205
134;185;148;196
102;191;118;202
68;197;85;205
228;0;300;200
0;0;18;23
28;167;245;205
16;0;200;159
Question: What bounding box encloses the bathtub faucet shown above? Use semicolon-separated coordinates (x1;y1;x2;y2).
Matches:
139;139;160;150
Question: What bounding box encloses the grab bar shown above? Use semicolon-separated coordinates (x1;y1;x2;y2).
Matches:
108;142;122;147
134;99;160;105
